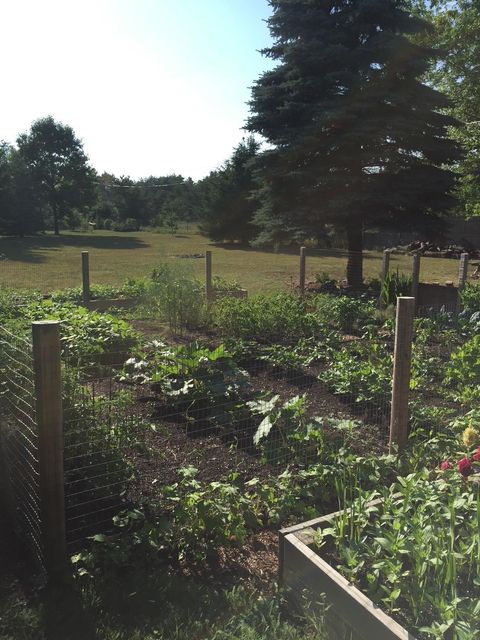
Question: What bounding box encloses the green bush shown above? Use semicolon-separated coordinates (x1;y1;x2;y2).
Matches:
444;334;480;404
213;293;318;343
460;282;480;313
145;263;206;334
24;299;139;360
212;275;243;291
320;341;392;411
313;294;376;334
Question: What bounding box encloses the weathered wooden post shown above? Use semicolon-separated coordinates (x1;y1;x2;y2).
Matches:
32;321;67;579
456;252;469;316
378;249;392;308
205;250;213;304
389;297;415;452
299;246;306;295
81;251;90;305
410;251;421;311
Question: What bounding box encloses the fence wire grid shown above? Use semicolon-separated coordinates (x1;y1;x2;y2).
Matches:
0;327;45;574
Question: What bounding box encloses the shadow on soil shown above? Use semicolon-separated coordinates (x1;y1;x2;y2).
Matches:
0;234;147;263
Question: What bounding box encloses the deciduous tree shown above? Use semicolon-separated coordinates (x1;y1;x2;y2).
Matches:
17;116;95;235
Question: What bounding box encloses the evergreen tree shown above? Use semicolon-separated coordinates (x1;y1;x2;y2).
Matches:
198;137;260;244
247;0;461;287
0;143;43;236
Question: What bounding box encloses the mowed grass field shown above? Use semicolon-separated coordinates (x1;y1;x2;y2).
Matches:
0;229;470;294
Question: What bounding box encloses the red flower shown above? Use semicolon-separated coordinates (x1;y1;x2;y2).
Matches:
472;447;480;462
440;460;453;471
458;457;474;477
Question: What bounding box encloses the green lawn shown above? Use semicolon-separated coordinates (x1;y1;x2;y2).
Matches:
0;230;468;294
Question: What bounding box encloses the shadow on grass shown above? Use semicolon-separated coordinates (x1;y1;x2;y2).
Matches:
210;242;379;259
43;582;97;640
0;234;148;263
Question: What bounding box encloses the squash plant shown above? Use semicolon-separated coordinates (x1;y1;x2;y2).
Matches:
123;341;252;431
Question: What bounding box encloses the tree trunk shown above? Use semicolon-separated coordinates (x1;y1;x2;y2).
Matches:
346;220;363;289
53;204;59;236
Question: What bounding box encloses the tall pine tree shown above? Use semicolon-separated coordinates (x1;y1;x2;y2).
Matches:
198;137;260;244
247;0;461;287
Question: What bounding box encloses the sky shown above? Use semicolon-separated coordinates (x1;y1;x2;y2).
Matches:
0;0;274;180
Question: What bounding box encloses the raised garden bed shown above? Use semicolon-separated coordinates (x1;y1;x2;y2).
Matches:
279;506;416;640
212;289;248;301
86;297;139;312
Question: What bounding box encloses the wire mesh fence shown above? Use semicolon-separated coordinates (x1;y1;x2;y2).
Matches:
0;244;478;574
58;310;396;552
0;326;44;574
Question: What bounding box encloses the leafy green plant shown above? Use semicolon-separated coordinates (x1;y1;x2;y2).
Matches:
249;394;324;465
444;334;480;404
320;341;392;411
212;275;243;291
144;262;206;334
213;293;318;343
24;299;139;361
122;341;251;432
313;294;376;334
460;282;480;314
314;472;480;639
379;269;412;308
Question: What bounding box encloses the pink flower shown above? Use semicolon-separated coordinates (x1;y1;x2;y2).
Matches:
440;460;453;471
472;447;480;462
458;457;474;477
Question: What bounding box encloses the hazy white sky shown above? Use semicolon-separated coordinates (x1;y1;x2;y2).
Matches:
0;0;274;180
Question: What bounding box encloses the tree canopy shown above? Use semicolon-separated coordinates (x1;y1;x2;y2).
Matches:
411;0;480;218
198;137;261;244
17;116;96;235
247;0;461;287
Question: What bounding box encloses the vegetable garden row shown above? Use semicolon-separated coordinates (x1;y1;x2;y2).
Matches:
1;263;479;639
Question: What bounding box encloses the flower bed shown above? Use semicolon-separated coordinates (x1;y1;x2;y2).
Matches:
280;470;480;639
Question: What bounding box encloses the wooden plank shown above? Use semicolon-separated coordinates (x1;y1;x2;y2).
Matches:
378;249;392;308
283;533;416;639
456;252;469;315
205;251;213;304
299;246;306;294
81;251;90;304
32;321;67;579
389;297;415;452
410;252;421;309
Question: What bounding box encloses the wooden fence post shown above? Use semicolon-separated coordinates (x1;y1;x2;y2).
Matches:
410;251;421;310
456;252;469;315
81;251;90;304
205;250;213;303
32;321;67;579
378;249;391;308
299;246;306;295
389;297;415;452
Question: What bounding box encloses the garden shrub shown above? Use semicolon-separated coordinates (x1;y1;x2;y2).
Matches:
24;299;139;360
122;341;252;432
313;294;376;334
460;282;480;313
145;262;206;334
444;334;480;404
320;341;392;411
212;293;318;343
